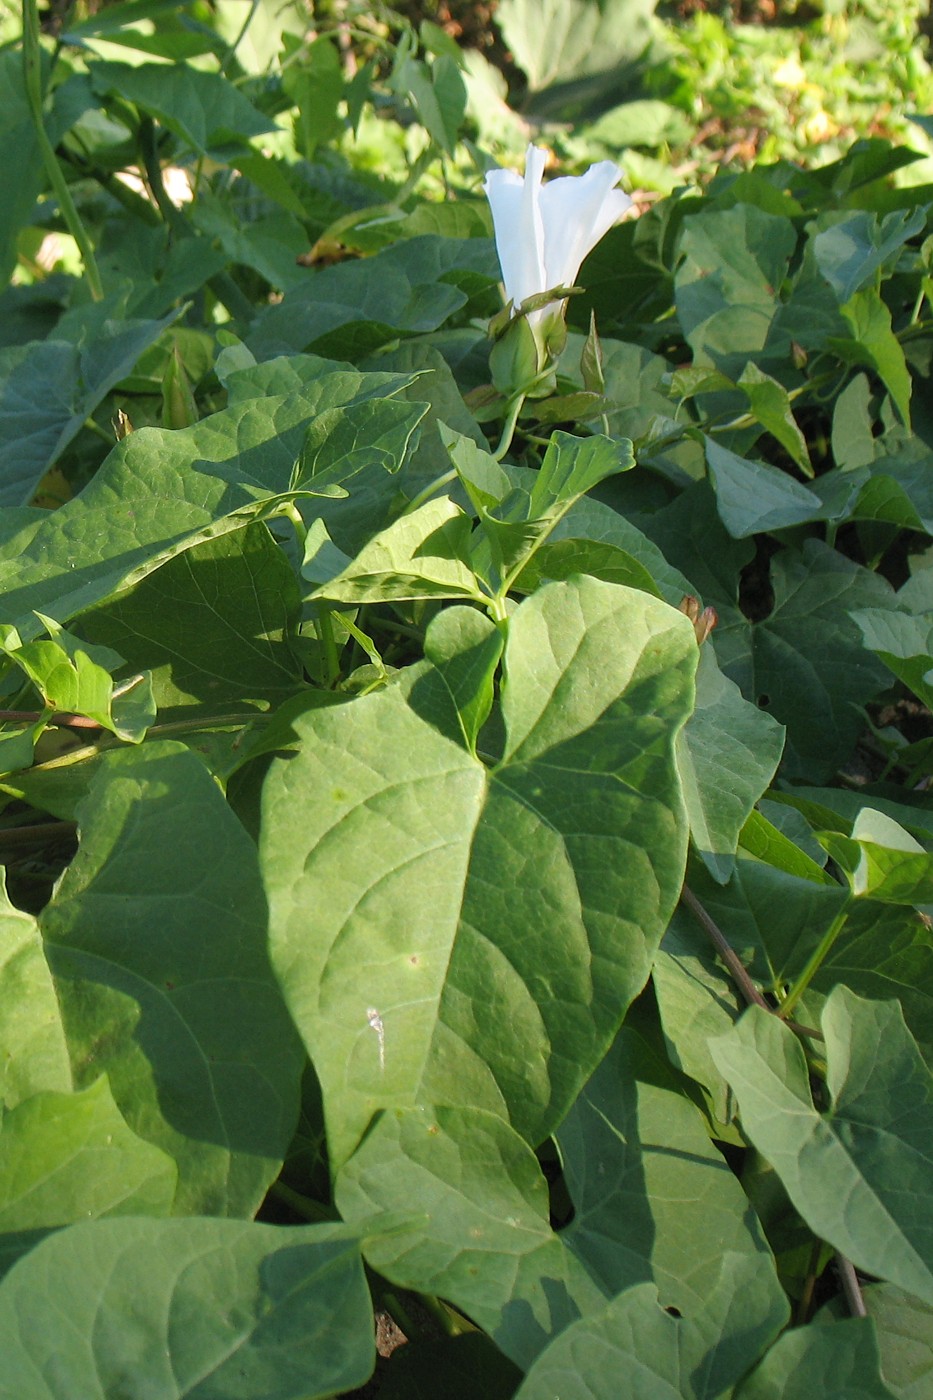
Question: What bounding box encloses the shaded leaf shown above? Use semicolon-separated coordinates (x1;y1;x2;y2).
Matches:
41;743;305;1215
0;1217;377;1400
336;1104;608;1370
677;646;785;882
736;1317;896;1399
712;988;933;1305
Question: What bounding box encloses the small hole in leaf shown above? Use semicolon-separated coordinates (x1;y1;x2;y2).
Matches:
665;1306;683;1318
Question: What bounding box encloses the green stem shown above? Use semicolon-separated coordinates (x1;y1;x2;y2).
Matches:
139;119;253;323
780;900;851;1019
493;393;525;461
403;467;457;515
281;501;307;550
22;0;104;300
316;605;341;687
268;1181;335;1223
83;416;116;446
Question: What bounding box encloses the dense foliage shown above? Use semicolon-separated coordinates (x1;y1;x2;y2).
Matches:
1;1;932;1396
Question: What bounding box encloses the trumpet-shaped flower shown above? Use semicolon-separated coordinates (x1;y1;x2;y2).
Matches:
483;145;632;330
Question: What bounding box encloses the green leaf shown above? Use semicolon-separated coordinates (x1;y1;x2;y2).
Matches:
0;52;45;289
306;496;482;604
188;192;310;293
653;909;743;1122
282;34;344;159
842;1284;933;1400
41;743;305;1215
397;52;467;154
0;358;420;637
89;59;278;153
712;987;933;1305
740;807;835;883
737;362;812;475
736;1317;897;1399
0;308;180;506
542;488;696;606
514;1253;787;1400
852;606;933;710
420;606;504;755
715;539;894;780
685;858;849;994
496;0;657;92
817;808;933;905
817;900;933;1067
676;646;785;882
78;524;303;715
558;1029;788;1331
0;1217;377;1399
298;395;432;554
447;426;634;591
0;622;155;743
813;208;927;307
706;439;824;538
248;236;498;361
511;535;662;596
262;578;697;1166
675;206;796;377
0;881;71;1108
335;1105;608;1370
0;1077;176;1263
830;288;911;426
832;373;876;471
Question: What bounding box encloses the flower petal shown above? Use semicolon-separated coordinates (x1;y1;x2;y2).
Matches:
483;145;547;310
538;160;632;294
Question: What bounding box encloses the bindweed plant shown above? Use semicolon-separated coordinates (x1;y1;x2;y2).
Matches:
0;2;931;1397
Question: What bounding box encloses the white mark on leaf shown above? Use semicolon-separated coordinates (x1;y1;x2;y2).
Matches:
367;1007;385;1071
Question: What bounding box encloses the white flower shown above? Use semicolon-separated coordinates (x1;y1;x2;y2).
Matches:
483;145;632;328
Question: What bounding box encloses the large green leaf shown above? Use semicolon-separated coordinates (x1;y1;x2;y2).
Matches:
514;1253;787;1400
0;1217;376;1399
736;1318;896;1399
262;578;697;1165
40;743;305;1215
557;1029;788;1332
712;987;933;1305
335;1104;608;1370
0;357;420;636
